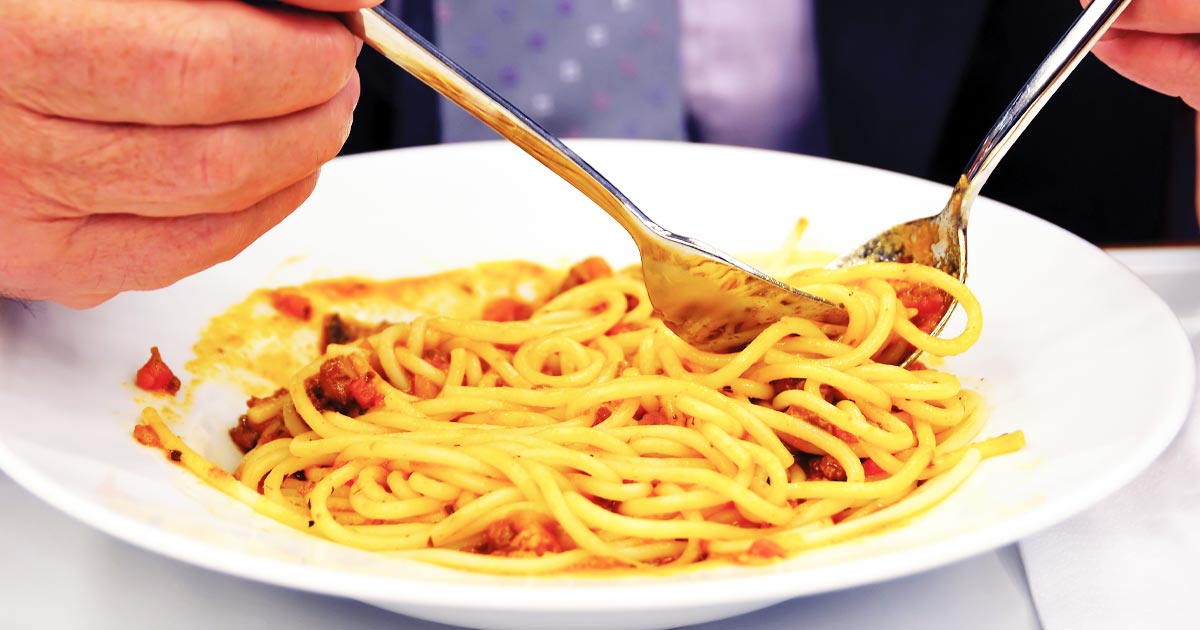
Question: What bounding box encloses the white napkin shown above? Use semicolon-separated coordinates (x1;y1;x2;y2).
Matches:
1020;257;1200;629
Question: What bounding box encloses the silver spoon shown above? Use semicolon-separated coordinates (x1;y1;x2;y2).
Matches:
831;0;1131;364
339;8;846;353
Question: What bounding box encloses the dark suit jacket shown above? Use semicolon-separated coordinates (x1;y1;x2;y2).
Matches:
342;0;1197;245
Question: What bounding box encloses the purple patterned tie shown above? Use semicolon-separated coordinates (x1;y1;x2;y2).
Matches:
432;0;686;143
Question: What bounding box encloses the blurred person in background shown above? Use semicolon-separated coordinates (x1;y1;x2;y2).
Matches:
348;0;1198;245
0;0;1196;307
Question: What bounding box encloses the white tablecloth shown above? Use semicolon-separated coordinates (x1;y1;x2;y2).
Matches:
1019;247;1200;630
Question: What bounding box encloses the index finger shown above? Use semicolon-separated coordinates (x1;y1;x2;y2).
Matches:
0;0;362;125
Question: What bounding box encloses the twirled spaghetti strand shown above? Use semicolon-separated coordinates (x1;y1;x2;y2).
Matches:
139;259;1021;575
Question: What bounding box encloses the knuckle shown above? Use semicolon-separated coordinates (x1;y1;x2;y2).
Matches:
192;128;248;199
160;20;239;120
301;15;359;73
286;14;360;104
314;76;361;162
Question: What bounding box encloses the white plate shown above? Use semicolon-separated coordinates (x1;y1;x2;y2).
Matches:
0;141;1192;630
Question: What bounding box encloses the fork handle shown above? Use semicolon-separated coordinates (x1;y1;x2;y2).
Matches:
345;7;662;241
957;0;1131;213
243;2;660;240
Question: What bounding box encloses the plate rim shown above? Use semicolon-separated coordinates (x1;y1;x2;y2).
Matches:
0;139;1194;612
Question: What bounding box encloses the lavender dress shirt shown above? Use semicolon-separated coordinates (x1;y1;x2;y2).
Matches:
387;0;822;153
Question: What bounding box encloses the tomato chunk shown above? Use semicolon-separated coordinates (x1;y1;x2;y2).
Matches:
560;257;613;293
482;297;532;322
135;346;181;395
346;374;385;410
271;292;313;321
747;539;786;560
862;459;887;477
893;282;947;333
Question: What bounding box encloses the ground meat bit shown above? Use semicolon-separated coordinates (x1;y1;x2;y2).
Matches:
481;297;533;322
314;356;357;409
305;356;380;416
785;405;857;443
322;313;353;349
559;257;613;293
229;415;261;453
478;511;568;556
589;495;621;512
247;388;288;409
802;455;848;482
320;313;386;352
232;389;294;452
771;378;804;396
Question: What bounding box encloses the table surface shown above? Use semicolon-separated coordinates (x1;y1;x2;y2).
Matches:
3;246;1195;630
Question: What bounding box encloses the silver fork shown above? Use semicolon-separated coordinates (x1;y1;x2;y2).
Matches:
340;8;846;353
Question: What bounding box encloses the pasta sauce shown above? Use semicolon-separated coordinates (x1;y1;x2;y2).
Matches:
135;257;1022;575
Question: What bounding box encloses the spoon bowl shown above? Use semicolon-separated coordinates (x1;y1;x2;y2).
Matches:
830;0;1130;363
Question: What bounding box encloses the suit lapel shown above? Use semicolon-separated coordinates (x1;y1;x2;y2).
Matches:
815;1;991;177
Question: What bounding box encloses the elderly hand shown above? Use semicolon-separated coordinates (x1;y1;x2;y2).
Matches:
0;0;377;308
1086;0;1200;109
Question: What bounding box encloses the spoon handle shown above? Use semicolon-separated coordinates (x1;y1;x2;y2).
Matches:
957;0;1132;213
340;7;661;240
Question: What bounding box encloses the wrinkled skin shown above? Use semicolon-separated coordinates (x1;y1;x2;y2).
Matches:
0;0;1196;307
0;1;379;307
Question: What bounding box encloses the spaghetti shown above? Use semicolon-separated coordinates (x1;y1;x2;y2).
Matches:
137;256;1023;574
